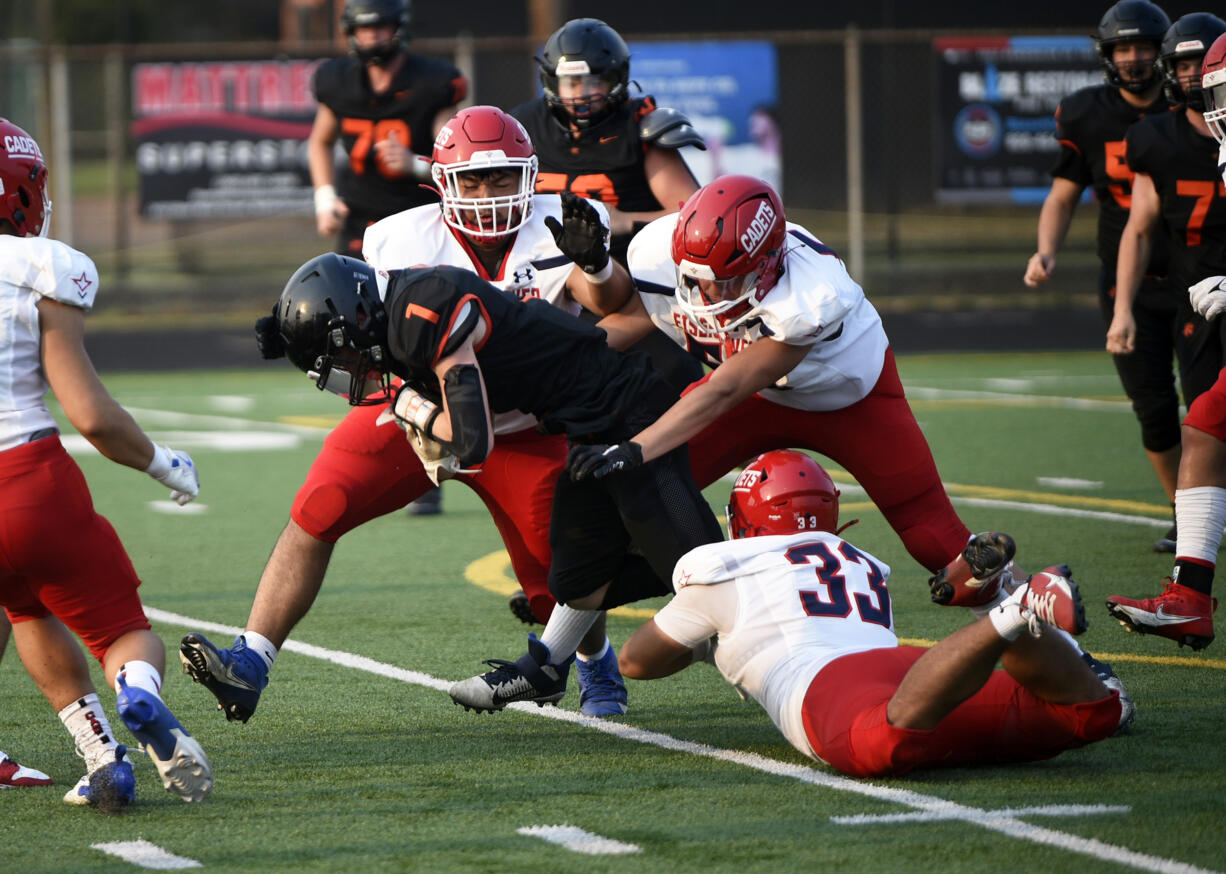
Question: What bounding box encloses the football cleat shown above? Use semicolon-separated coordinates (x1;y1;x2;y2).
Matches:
929;532;1017;608
1153;522;1177;553
1019;565;1088;636
63;745;136;811
508;589;540;625
1080;652;1136;736
576;645;628;717
0;750;52;788
406;487;443;516
1105;580;1216;650
179;632;268;722
116;677;212;803
449;633;570;713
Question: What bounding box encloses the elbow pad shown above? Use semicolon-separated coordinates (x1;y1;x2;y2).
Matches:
440;364;490;466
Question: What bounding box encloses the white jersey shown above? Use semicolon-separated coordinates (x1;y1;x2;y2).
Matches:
0;236;99;451
654;531;897;758
364;194;606;435
628;215;888;411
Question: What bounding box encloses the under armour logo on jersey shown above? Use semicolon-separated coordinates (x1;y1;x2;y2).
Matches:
71;272;93;296
512;266;534;285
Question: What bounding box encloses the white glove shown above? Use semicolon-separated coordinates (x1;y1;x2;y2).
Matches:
1189;275;1226;321
1217;140;1226;184
145;443;199;505
375;404;466;486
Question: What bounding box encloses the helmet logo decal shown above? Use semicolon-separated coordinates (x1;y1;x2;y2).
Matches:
740;200;777;257
733;468;762;490
3;135;42;160
556;59;593;76
1175;39;1207;53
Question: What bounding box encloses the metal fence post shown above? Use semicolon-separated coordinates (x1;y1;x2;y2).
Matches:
843;25;864;285
49;46;73;244
105;47;129;278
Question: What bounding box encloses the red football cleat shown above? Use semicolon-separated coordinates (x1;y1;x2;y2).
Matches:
1106;580;1216;651
929;532;1017;608
1022;565;1088;636
0;751;52;788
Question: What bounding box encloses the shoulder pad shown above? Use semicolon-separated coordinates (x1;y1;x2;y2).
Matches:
639;107;707;151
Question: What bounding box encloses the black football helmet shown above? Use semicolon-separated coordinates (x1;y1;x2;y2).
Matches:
1095;0;1170;93
535;18;630;128
342;0;410;67
277;254;391;405
1159;13;1226;109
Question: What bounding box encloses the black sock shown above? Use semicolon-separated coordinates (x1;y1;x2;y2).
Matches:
1173;560;1215;596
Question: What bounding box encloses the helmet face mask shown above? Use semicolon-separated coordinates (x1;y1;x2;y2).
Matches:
342;0;410;67
1158;13;1226;110
1202;33;1226;142
1096;0;1170;94
278;254;391;405
671;175;787;335
536;18;630;129
431;107;537;244
726;451;840;540
0;118;50;238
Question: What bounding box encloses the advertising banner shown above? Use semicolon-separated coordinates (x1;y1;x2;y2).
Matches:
131;59;323;219
935;36;1101;204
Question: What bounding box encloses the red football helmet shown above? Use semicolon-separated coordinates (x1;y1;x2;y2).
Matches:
726;450;840;540
0;118;50;237
431;106;538;243
1203;33;1226;143
671;175;787;334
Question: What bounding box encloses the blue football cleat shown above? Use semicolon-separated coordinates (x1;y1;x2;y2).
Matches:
117;677;212;802
63;745;136;810
179;632;268;723
576;644;628;717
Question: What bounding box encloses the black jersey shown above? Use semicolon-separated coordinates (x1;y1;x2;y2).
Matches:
383;265;672;441
1126;111;1226;290
1050;84;1173;273
511;96;663;214
313;53;466;219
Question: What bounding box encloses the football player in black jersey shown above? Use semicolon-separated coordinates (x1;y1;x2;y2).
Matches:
309;0;467;517
511;18;705;265
267;254;723;713
1110;13;1226;395
1025;1;1184;552
308;0;467;257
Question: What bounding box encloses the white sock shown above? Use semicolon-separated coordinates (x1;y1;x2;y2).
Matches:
58;693;120;772
241;631;278;672
576;638;610;662
988;583;1032;641
114;660;163;697
539;605;601;662
1175;486;1226;564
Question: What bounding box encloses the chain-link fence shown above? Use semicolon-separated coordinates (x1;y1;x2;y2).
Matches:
1;29;1102;336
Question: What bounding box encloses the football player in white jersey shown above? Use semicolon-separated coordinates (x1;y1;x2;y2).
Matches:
619;451;1123;777
0;119;210;806
572;175;1012;605
180;106;637;719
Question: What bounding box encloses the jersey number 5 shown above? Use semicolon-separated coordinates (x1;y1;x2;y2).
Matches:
785;540;891;628
1104;141;1133;209
342;118;412;178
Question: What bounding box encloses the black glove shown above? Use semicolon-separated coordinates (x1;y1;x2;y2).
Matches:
544;191;610;277
255;301;284;360
567;441;643;481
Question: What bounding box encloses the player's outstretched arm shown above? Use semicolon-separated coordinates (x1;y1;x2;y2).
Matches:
619;619;701;680
39;298;199;503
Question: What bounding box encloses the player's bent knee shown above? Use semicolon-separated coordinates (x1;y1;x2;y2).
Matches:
291;482;352;542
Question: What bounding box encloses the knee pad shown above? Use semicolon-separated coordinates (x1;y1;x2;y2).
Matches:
1132;392;1181;452
291;482;350;542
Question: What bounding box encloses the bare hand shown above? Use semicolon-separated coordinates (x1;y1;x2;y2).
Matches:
374;130;411;176
316;197;349;237
1106;311;1136;355
1023;252;1054;287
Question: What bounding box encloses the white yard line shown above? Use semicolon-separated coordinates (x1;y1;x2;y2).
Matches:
91;840;202;870
516;825;641;855
146;608;1218;874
